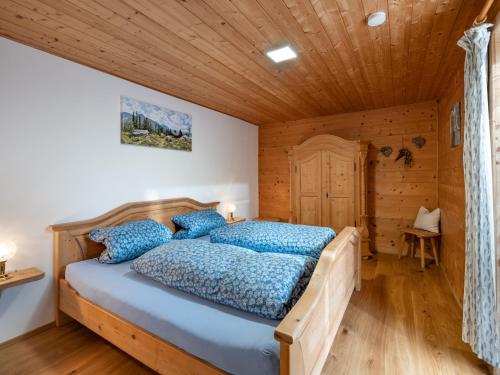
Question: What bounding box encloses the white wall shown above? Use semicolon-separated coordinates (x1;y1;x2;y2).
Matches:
0;37;258;343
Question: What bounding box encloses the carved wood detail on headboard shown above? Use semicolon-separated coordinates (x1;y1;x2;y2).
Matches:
50;197;219;307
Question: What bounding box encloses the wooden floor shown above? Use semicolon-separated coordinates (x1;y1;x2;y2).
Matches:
323;254;488;374
0;254;487;375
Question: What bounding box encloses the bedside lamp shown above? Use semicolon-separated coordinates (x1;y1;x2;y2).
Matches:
227;204;236;221
0;241;16;281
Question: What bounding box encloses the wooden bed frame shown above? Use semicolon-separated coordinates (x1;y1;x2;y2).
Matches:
50;197;361;375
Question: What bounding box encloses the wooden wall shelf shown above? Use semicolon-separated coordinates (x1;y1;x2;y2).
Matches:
0;268;44;292
226;217;245;224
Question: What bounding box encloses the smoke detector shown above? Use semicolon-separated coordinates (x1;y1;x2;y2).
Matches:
367;12;386;27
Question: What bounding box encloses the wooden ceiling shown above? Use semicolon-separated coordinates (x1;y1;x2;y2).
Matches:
0;0;498;125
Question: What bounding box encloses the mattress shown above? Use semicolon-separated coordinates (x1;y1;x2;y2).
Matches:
65;252;280;375
196;234;211;242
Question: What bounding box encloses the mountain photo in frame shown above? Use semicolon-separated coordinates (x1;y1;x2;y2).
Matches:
121;96;192;151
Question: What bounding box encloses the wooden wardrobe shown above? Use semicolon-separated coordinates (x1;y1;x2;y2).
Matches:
288;134;371;256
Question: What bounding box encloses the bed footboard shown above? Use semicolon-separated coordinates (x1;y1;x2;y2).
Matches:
275;227;361;375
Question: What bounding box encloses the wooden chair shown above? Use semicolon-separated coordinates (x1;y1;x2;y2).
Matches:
399;228;440;269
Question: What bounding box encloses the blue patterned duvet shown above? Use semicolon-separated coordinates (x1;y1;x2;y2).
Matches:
131;240;316;320
210;221;336;259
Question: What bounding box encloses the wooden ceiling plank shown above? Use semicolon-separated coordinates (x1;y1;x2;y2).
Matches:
28;0;275;123
0;1;182;82
253;0;350;113
236;0;349;114
7;0;274;123
109;0;302;123
283;0;372;111
46;0;290;123
309;0;376;109
228;0;345;114
130;0;315;119
0;16;259;124
186;0;327;116
387;0;413;103
359;0;395;108
198;0;335;115
426;0;475;99
427;0;494;100
333;0;388;109
403;0;441;103
131;3;320;120
281;0;364;110
141;0;322;116
0;0;491;122
416;0;463;100
67;0;294;121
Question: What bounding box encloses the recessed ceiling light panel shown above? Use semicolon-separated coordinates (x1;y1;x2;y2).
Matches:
266;46;297;63
367;12;386;27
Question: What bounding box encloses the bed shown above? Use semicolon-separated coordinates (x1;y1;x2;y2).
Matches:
51;197;361;375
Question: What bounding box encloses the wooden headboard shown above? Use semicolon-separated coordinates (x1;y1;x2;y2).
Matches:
50;197;218;288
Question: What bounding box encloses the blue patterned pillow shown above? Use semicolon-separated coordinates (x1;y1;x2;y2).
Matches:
210;221;335;259
172;209;226;239
89;219;173;263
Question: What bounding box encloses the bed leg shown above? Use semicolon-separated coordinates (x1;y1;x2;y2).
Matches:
55;309;73;327
280;343;290;375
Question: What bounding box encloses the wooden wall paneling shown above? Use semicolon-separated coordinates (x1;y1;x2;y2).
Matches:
260;101;438;254
437;65;465;306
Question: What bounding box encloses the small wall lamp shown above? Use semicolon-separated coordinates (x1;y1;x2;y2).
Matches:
0;241;17;281
226;204;236;221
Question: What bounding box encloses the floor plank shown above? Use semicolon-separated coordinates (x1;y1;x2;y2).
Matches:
323;254;488;374
0;254;487;374
1;321;154;375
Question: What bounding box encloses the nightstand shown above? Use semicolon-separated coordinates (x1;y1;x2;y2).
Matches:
227;217;246;224
0;267;44;292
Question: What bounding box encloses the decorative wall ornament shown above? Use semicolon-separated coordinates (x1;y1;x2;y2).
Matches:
395;148;413;167
380;146;393;157
412;136;426;149
121;96;192;151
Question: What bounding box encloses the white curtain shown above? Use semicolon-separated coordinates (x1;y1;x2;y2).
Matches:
458;24;500;367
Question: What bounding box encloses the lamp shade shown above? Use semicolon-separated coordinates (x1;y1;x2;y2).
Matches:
226;204;236;214
0;241;16;261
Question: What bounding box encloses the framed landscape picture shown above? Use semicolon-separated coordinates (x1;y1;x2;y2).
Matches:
121;96;192;151
450;101;461;147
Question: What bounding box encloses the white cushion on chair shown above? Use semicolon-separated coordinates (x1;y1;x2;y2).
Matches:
413;207;440;233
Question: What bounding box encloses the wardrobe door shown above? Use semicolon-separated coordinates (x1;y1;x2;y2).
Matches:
323;151;355;233
295;152;322;226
